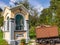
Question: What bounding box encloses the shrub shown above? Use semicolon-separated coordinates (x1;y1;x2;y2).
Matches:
0;30;9;45
21;39;26;43
29;26;36;39
0;40;9;45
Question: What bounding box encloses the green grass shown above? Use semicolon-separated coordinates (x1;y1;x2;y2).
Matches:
0;30;8;45
0;30;3;40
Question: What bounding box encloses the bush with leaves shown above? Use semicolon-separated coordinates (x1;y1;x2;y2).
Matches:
0;40;9;45
20;39;26;45
0;30;9;45
21;39;26;43
29;26;36;39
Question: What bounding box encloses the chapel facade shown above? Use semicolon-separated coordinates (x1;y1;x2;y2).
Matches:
3;4;29;45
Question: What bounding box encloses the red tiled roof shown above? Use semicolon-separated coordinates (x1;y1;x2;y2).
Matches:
35;25;59;38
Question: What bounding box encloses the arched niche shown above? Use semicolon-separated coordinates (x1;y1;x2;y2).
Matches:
15;14;24;30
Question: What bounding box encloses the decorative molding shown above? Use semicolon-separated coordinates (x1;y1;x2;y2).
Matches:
10;18;15;20
14;30;26;32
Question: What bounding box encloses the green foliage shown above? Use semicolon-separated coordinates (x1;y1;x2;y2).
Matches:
29;15;38;27
29;26;36;39
0;30;9;45
19;0;29;9
29;10;39;39
39;8;53;25
39;0;60;36
0;8;3;27
29;9;39;37
21;39;26;43
0;16;3;27
39;0;60;26
22;0;29;9
0;30;3;39
0;40;8;45
50;0;60;35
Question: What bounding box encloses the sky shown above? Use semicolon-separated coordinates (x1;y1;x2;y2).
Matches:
0;0;50;12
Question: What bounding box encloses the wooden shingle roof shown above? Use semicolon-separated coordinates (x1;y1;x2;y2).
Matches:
35;25;59;39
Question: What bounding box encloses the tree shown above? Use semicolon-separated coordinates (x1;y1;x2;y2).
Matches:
40;0;60;35
50;0;60;26
50;0;60;13
0;17;3;27
29;26;36;39
29;8;39;39
29;9;39;27
19;0;30;9
39;8;52;25
0;8;3;27
39;0;60;26
0;8;3;17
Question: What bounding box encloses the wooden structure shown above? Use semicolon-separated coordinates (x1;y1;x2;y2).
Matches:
35;25;60;45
